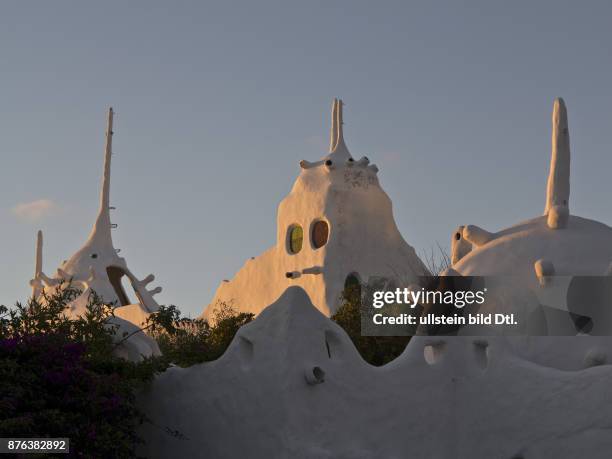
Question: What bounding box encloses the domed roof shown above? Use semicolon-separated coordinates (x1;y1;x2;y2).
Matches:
447;98;612;338
455;215;612;282
452;98;612;283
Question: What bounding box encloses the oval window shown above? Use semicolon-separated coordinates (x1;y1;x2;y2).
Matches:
288;225;303;254
311;220;329;249
344;273;361;305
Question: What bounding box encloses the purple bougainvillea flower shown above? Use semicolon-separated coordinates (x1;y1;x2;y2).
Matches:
0;337;20;351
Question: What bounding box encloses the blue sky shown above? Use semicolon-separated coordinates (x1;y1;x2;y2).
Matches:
1;1;611;317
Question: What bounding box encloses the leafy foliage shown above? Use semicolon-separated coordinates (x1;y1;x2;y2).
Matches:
0;284;169;458
332;283;411;366
150;301;254;367
0;284;255;457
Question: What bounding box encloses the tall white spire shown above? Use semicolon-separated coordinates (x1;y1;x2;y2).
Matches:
544;98;570;215
329;98;347;154
329;98;338;152
326;98;352;164
86;107;115;248
32;230;43;297
101;107;113;217
544;98;570;229
33;106;162;325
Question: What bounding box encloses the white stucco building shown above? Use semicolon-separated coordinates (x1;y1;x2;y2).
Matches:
451;98;612;278
202;99;427;318
139;98;612;458
30;108;162;360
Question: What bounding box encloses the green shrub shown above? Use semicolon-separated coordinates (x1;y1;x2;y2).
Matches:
332;284;411;366
150;301;254;367
0;284;167;458
0;287;254;457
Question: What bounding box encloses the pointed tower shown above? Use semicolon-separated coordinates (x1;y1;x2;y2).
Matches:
449;98;612;337
326;98;352;163
329;98;349;155
544;98;570;229
30;230;44;298
329;98;339;153
31;107;163;324
202;98;426;318
86;107;115;251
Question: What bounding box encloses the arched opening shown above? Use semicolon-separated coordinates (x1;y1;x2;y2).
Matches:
311;220;329;249
424;342;446;365
344;273;361;305
106;266;132;306
287;225;303;254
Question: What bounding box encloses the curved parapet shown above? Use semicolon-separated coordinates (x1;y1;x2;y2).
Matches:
140;286;612;458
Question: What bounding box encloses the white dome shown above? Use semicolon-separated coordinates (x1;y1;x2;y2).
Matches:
455;215;612;281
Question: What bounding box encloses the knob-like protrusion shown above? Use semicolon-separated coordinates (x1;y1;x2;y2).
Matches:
141;274;155;286
286;271;301;279
302;266;323;275
355;156;370;167
304;366;325;385
300;159;319;169
451;226;472;265
534;259;555;286
462;225;495;247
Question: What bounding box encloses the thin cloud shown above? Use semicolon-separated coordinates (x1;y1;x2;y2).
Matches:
12;199;60;222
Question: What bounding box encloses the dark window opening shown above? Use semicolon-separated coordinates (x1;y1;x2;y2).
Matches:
106;266;132;306
344;273;362;305
311;220;329;249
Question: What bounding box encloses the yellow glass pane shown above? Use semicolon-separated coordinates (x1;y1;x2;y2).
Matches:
289;226;303;253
